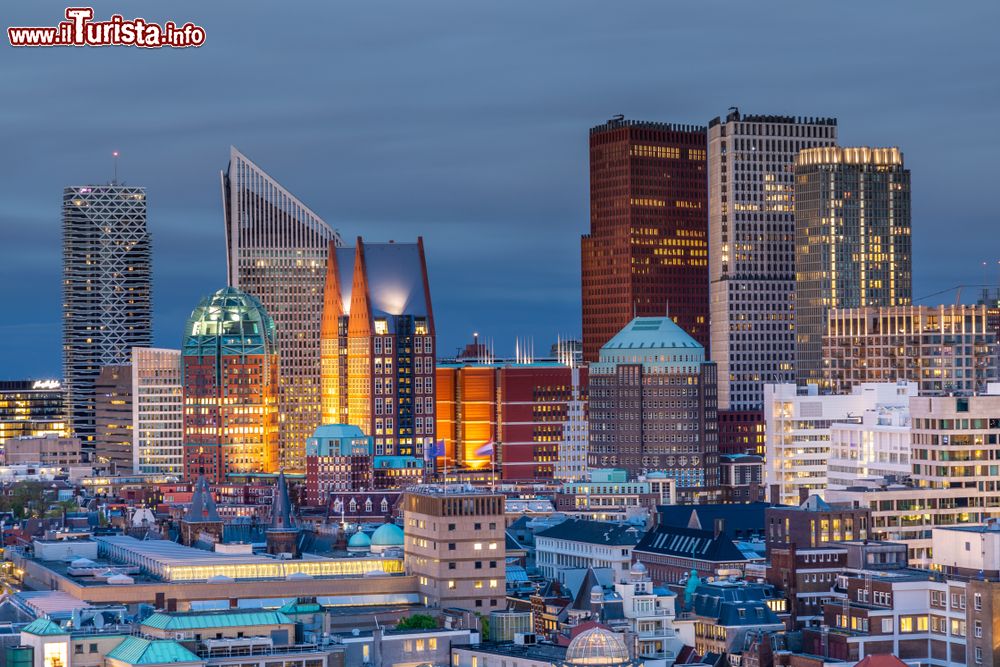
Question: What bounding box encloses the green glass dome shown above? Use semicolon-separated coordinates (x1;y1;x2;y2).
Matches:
348;531;372;548
183;287;277;356
370;522;404;547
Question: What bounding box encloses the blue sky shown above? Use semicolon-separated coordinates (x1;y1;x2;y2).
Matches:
2;0;998;378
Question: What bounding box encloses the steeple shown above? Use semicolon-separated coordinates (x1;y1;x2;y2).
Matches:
270;470;295;531
186;475;221;522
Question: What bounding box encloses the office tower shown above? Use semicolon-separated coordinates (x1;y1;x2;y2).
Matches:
827;402;911;490
94;364;133;473
824;305;999;395
403;486;506;611
435;361;588;481
131;347;183;477
222;147;343;471
0;380;67;445
181;287;279;483
588;316;718;500
794;147;912;383
320;238;435;488
763;382;915;506
708;109;837;411
581;117;709;363
63;184;152;443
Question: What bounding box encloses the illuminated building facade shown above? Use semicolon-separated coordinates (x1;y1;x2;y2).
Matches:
94;364;133;473
823;305;999;396
63;184;151;444
131;347;183;476
581;117;709;363
435;362;588;481
708;109;837;411
794;147;912;383
181;287;279;483
588;317;718;499
0;380;67;445
320;238;434;487
222;147;343;471
304;424;374;505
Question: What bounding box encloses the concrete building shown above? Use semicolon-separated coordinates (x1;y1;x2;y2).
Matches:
403;486;506;611
764;382;915;505
707;109;837;412
2;434;81;466
535;519;643;584
765;495;872;552
0;380;67;445
132;347;183;477
824;305;999;396
828;404;911;490
588;317;718;498
794;147;912;383
222;147;343;471
94;364;132;474
63;183;152;445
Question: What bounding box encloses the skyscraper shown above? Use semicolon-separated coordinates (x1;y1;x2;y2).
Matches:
222;147;343;471
582;117;709;363
320;238;435;487
708;109;837;411
63;184;152;443
131;347;183;477
181;287;279;483
94;364;133;473
794;146;912;382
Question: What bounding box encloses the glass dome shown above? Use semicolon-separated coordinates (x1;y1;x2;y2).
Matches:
564;627;631;666
183;287;277;356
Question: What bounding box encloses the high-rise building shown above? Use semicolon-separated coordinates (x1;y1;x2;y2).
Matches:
581;117;709;363
403;486;506;611
794;147;912;382
708;109;837;411
320;238;434;487
588;316;718;500
222;147;343;471
435;361;588;481
181;287;279;483
0;380;67;446
94;364;133;474
824;305;999;395
63;184;152;444
131;347;183;477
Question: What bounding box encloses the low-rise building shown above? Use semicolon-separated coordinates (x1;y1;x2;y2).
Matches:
536;519;643;584
3;434;82;466
633;524;754;585
554;469;673;521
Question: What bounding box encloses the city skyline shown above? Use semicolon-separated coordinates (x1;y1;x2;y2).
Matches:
4;1;1000;380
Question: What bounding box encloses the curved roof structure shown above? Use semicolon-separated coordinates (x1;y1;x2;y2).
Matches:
183;287;277;357
564;627;631;665
348;531;372;548
370;522;404;547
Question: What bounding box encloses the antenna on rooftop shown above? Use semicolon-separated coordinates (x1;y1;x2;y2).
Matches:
112;151;120;185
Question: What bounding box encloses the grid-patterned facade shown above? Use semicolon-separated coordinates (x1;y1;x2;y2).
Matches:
708;110;837;411
794;147;912;383
0;381;67;445
824;305;999;396
222;147;343;471
94;364;133;473
63;184;152;444
582;118;709;363
132;347;183;476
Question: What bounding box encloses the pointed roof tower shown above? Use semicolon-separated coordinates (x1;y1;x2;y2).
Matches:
269;470;296;532
185;476;221;523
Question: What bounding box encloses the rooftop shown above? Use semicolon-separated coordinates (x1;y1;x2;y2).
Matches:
143;609;292;631
601;317;703;352
105;637;201;665
536;519;643;546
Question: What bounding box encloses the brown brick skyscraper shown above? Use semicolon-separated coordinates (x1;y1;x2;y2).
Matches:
581;117;709;363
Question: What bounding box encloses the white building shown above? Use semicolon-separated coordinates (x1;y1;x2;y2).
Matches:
535;518;643;583
708;109;837;411
616;562;685;666
764;382;915;505
554;366;589;482
828;404;912;490
131;347;183;477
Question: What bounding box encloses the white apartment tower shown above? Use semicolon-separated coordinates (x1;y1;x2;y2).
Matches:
222;147;343;470
708;110;837;411
131;347;183;476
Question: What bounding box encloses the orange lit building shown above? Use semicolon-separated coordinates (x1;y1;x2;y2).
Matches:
581;117;709;362
181;287;279;483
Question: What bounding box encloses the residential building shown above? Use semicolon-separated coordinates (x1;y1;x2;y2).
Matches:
320;238;434;485
720;453;764;502
535;518;643;583
657;502;771;542
673;579;786;657
588;316;718;498
222;147;343;470
554;469;675;521
765;495;871;553
582;116;709;363
616;562;685;665
794;147;912;383
181;287;279;483
766;544;850;629
435;361;589;481
0;380;67;445
304;424;373;505
63;183;152;444
764;382;915;506
94;364;132;474
131;347;183;477
2;434;81;466
707;108;837;412
828;404;911;490
824;305;999;395
403;485;506;611
719;410;766;456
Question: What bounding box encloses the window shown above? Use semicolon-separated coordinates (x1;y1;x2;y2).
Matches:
429;638;437;650
89;644;98;654
975;621;983;638
975;593;983;610
881;618;893;633
490;579;498;588
900;617;913;633
448;562;456;570
448;543;456;551
448;580;456;589
475;561;482;569
976;647;983;664
474;543;483;550
74;647;83;656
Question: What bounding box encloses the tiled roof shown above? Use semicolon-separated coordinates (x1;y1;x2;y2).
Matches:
106;638;201;665
855;656;909;667
634;525;747;562
536;519;643;546
142;610;291;631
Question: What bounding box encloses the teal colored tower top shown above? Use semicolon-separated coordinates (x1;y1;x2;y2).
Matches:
183;287;277;357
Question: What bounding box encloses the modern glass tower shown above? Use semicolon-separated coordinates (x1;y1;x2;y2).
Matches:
222;147;343;470
63;184;152;444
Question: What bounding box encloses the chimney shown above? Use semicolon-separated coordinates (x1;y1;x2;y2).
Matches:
769;484;781;505
714;518;726;538
798;487;809;505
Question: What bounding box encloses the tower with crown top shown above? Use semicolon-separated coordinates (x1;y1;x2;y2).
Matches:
266;471;301;557
179;475;224;546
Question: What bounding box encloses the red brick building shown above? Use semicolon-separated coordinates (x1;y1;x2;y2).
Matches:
581;117;709;363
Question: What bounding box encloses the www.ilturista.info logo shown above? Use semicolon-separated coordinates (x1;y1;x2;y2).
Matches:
8;7;205;48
